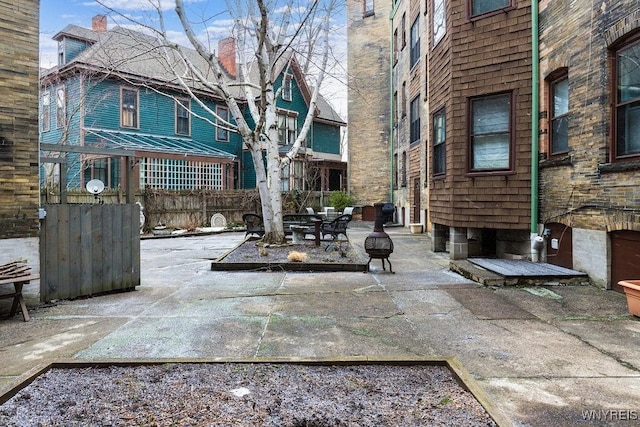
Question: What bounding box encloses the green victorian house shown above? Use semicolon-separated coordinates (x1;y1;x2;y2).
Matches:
40;15;346;192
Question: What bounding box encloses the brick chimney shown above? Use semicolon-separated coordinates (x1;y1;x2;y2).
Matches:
218;37;236;78
92;14;107;33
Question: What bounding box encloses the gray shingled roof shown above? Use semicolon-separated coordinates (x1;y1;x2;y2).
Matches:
47;25;345;125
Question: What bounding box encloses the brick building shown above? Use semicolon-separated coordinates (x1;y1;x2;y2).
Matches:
0;0;40;239
390;0;428;228
347;0;393;210
538;0;640;290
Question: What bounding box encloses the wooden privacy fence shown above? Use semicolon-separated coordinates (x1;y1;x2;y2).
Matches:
40;188;332;231
39;204;140;302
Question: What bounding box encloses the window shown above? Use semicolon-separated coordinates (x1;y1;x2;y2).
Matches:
41;90;50;132
433;109;446;175
615;39;640;159
139;158;224;190
433;0;446;46
57;40;64;66
216;106;230;142
393;90;398;126
401;81;407;117
364;0;374;17
410;95;421;144
282;74;292;101
55;86;66;129
410;17;420;68
549;75;569;154
393;153;399;188
278;113;297;145
401;151;407;187
470;0;510;18
393;28;398;64
176;99;190;136
469;93;512;171
121;88;138;128
401;13;406;49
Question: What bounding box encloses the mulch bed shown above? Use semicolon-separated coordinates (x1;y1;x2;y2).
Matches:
0;363;497;426
212;238;370;272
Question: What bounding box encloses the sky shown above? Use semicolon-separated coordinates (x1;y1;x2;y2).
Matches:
39;0;348;118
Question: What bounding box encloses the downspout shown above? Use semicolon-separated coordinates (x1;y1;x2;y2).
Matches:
530;0;542;261
388;9;395;204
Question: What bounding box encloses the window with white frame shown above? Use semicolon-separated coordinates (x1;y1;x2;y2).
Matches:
139;158;224;190
278;113;297;145
469;92;512;171
410;16;420;68
176;99;190;136
57;40;64;66
433;0;446;46
41;90;50;132
216;106;230;142
280;160;304;191
282;74;292;101
121;87;138;128
55;86;66;129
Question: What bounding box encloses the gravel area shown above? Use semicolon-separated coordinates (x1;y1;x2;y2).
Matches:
1;363;496;426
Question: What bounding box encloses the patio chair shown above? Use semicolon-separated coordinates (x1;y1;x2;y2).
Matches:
305;207;315;215
320;214;352;242
242;213;264;237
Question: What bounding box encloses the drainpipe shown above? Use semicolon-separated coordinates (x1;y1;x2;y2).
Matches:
530;0;541;261
388;9;395;205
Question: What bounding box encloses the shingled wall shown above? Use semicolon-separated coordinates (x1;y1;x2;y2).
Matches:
0;0;40;238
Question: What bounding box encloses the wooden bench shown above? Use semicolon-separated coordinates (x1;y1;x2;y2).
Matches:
0;261;38;322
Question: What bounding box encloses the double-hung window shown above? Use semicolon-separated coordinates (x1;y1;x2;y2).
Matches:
614;39;640;159
433;108;446;176
121;88;138;128
41;90;50;132
550;75;569;155
433;0;446;46
176;99;190;136
469;93;512;171
364;0;374;17
470;0;511;18
278;113;297;145
410;95;421;144
216;106;230;142
282;74;292;101
55;86;66;129
410;17;420;68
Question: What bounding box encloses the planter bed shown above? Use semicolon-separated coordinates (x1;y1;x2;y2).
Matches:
0;358;506;426
212;237;369;272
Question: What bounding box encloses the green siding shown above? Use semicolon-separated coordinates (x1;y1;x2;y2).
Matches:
311;121;341;155
63;37;91;63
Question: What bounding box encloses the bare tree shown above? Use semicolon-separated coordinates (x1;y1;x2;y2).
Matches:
97;0;341;244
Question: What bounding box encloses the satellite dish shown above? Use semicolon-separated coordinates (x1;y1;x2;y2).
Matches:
86;179;105;195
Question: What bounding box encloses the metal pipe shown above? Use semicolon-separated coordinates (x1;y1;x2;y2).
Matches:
531;0;540;235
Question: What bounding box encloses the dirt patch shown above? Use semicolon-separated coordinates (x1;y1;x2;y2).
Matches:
0;363;497;426
219;238;369;266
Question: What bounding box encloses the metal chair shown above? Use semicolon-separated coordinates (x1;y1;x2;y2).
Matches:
320;214;352;243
